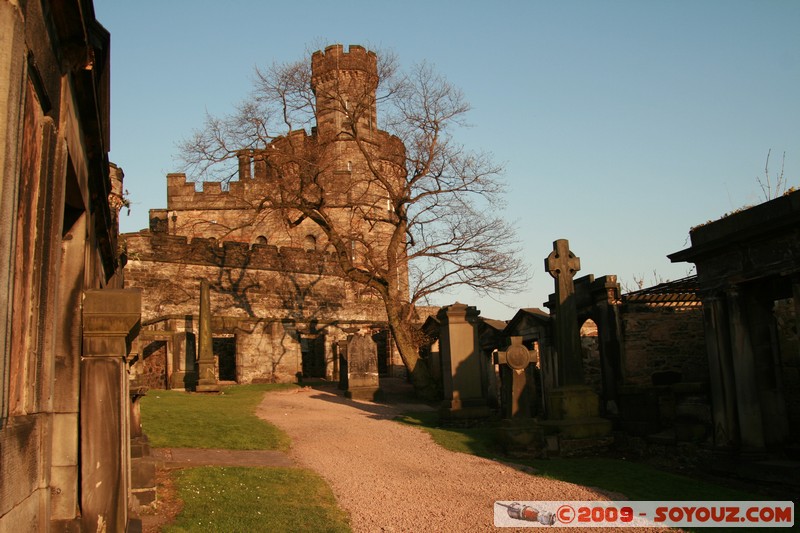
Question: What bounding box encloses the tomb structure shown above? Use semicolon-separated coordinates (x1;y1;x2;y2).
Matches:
0;1;145;529
437;303;492;420
670;190;800;454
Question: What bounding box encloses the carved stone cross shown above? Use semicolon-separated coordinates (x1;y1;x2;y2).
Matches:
544;239;585;386
496;336;536;419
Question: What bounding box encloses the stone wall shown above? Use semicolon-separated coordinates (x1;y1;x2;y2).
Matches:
123;231;404;384
776;298;800;443
0;1;137;530
137;341;169;389
124;234;385;323
620;302;707;387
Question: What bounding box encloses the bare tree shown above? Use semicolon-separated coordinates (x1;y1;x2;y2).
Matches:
179;45;528;399
757;149;788;202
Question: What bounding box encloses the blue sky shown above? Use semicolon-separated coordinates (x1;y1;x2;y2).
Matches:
96;0;800;319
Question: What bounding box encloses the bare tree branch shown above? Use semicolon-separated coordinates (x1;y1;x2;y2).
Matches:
176;45;530;397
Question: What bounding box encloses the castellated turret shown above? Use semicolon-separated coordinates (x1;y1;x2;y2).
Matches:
311;44;379;140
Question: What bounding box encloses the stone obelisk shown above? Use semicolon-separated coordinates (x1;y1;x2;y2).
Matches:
196;280;220;392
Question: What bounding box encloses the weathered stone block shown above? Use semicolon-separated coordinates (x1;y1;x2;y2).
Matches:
51;412;78;466
49;465;78;520
0;417;41;516
547;385;600;420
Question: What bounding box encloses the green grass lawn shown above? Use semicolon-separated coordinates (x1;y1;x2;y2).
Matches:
163;467;350;533
397;411;764;502
141;383;295;450
141;383;352;532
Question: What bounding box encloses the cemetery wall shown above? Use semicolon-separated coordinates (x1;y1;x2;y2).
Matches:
124;232;396;383
124;233;385;323
775;298;800;442
620;302;707;387
137;341;169;389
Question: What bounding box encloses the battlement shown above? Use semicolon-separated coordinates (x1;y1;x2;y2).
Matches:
165;172;264;211
124;232;344;276
311;44;377;83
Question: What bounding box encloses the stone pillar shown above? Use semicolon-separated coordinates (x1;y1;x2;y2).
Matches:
725;287;765;450
170;327;197;389
344;332;382;400
438;303;490;420
237;150;252;180
196;280;220;392
330;339;340;382
129;386;156;506
700;294;738;448
253;152;267;179
592;276;623;415
80;289;141;533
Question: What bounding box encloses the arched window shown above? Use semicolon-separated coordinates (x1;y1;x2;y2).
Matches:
580;318;601;392
255;235;267;245
304;235;317;251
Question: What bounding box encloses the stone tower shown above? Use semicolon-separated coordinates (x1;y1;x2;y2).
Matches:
311;44;379;141
123;45;411;386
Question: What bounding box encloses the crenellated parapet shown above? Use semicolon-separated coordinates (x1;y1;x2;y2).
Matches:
311;44;378;88
124;232;344;276
165;172;267;211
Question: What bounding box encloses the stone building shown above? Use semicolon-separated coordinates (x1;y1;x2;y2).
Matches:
123;45;408;387
1;1;142;530
670;189;800;454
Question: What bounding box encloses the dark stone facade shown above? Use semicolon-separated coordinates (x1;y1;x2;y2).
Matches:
0;1;143;530
670;190;800;452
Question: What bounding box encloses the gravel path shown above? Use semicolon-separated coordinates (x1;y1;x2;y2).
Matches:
256;384;647;532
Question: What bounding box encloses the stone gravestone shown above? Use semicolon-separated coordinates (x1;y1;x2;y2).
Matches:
344;333;382;400
337;339;348;390
196;280;220;392
496;336;536;419
495;336;543;455
438;302;491;420
541;239;611;453
545;239;584;387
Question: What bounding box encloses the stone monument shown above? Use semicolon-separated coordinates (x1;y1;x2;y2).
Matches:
344;332;382;400
496;336;537;419
438;302;491;420
545;239;584;386
541;239;611;453
495;336;543;455
196;280;220;392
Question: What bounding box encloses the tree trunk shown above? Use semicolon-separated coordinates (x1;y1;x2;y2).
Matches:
385;302;437;401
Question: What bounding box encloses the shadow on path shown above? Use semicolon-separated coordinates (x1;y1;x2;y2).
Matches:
299;377;437;419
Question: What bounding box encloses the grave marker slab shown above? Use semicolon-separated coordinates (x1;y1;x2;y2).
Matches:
496;336;536;419
344;333;382;400
438;303;490;420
